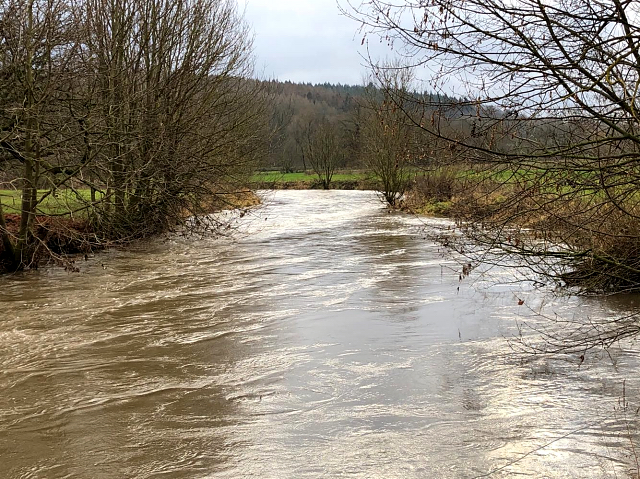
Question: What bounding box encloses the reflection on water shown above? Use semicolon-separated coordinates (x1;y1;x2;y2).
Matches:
0;190;639;478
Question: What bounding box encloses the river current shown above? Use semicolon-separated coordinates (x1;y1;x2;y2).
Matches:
1;190;639;478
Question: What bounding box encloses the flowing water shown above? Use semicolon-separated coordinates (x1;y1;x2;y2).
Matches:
1;190;640;478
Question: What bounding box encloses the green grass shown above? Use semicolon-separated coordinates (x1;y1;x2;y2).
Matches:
251;172;310;182
413;200;454;217
0;189;102;217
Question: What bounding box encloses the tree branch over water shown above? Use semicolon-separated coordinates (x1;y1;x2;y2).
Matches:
344;0;640;297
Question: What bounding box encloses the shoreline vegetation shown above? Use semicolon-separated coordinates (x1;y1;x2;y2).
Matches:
250;170;382;191
0;0;268;274
0;189;261;274
249;168;476;219
0;166;533;274
1;0;638;301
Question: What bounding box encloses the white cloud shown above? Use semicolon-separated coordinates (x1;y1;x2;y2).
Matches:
240;0;389;85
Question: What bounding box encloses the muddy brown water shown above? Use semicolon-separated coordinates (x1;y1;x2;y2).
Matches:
1;190;639;478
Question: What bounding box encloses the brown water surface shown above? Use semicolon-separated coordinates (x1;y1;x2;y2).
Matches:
0;190;638;478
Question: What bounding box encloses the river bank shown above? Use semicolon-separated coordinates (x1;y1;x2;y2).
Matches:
250;170;382;191
0;167;500;273
0;189;261;274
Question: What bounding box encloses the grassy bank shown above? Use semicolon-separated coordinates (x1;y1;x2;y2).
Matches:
402;168;471;217
251;170;382;190
403;165;640;293
403;166;553;218
1;188;260;217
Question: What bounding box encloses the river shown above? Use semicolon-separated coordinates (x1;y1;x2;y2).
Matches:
1;190;639;478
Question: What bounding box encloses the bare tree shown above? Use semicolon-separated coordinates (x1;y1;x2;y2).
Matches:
358;67;417;206
0;0;268;271
344;0;640;295
0;0;84;269
81;0;267;235
303;117;345;189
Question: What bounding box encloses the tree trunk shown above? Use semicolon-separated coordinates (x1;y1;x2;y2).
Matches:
0;199;17;271
15;0;37;268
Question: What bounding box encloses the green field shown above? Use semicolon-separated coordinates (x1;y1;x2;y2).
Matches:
251;170;373;183
0;189;102;217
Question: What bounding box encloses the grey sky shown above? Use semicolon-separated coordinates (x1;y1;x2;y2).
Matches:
240;0;387;85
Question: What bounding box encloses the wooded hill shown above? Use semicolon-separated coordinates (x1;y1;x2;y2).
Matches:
261;79;466;173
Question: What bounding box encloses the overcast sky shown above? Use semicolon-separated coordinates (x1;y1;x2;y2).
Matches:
240;0;389;85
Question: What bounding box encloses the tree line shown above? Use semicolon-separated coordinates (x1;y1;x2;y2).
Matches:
262;76;463;203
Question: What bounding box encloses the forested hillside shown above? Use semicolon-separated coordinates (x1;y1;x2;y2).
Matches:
261;79;465;174
261;81;365;172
